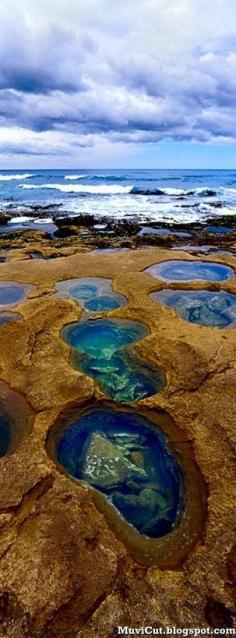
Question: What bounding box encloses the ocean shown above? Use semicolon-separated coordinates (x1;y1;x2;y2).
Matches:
1;169;236;228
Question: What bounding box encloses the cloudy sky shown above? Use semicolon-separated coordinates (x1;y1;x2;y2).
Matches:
0;0;236;168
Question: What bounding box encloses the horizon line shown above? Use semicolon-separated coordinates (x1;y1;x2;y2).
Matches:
0;167;236;171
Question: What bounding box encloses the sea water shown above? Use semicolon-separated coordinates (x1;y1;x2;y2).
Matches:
1;169;236;227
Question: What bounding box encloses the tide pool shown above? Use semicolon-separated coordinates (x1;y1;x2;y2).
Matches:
146;260;234;282
56;406;184;538
56;277;127;312
0;416;10;457
62;318;165;402
151;290;236;328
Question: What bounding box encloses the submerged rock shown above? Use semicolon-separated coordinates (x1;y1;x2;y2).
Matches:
151;290;236;328
62;318;165;402
81;432;147;488
54;406;186;540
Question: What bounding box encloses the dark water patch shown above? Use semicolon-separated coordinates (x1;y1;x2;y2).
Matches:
138;227;192;238
61;318;165;403
131;187;167;196
130;187;217;197
0;380;34;457
55;277;127;313
0;312;21;326
0;415;10;457
195;189;218;197
0;281;35;308
151;290;236;328
30;251;56;260
145;260;234;282
206;226;233;235
205;599;234;629
47;401;207;566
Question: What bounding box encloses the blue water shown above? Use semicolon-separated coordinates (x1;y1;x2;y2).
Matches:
56;407;184;537
146;260;234;282
0;416;10;457
151;290;236;328
0;281;33;307
55;277;127;312
1;169;236;225
62;318;165;402
0;312;21;325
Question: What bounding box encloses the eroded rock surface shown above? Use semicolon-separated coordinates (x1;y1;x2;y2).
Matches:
0;246;234;636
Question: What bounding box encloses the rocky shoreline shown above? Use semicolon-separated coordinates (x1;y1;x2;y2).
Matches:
0;211;236;259
0;232;235;636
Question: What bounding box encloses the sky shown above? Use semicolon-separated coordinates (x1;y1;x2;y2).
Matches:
0;0;236;168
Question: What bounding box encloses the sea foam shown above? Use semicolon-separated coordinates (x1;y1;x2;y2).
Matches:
64;174;88;180
0;173;33;181
22;183;133;195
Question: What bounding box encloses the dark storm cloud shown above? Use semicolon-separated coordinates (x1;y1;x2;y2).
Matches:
0;0;236;158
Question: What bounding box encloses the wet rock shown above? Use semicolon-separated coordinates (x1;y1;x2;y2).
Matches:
55;214;96;227
130;450;145;468
0;212;11;225
54;226;79;238
205;598;234;628
81;433;147;489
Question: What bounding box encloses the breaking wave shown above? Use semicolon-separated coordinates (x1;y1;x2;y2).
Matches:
131;187;218;197
64;174;88;180
21;183;220;197
0;173;34;181
22;183;133;194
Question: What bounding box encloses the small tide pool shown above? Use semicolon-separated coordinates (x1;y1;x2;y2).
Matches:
47;402;207;566
145;260;234;282
53;405;184;538
0;380;34;458
56;277;127;312
0;281;34;308
62;318;165;402
30;251;52;260
138;227;191;238
0;415;10;457
151;290;236;328
0;312;21;326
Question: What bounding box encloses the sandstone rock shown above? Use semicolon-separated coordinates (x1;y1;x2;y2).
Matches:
0;245;234;636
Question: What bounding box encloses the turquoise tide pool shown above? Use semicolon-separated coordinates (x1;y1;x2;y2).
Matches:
62;318;165;402
55;277;127;312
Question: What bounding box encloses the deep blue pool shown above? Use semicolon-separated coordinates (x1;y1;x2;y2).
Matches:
0;416;10;457
57;407;184;538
